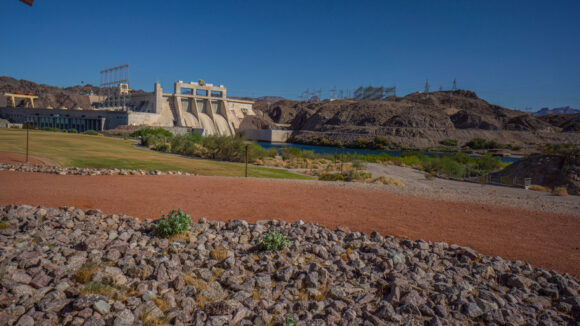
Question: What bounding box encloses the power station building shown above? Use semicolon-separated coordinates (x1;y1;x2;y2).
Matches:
0;80;255;135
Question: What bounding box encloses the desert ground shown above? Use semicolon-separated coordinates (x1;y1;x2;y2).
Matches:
1;152;579;277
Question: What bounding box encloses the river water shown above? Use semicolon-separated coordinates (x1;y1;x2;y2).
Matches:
256;142;520;163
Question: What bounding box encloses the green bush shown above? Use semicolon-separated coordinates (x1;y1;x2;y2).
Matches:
465;138;505;150
131;127;173;139
440;138;458;146
84;130;98;135
170;132;203;155
202;135;245;161
40;127;61;132
248;143;278;162
280;147;315;160
260;231;290;251
154;143;171;152
318;173;345;181
155;209;192;237
66;128;78;133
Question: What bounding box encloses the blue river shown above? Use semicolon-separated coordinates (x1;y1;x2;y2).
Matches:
256;142;520;163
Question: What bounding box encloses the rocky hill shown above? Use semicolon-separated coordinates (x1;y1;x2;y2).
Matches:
248;91;580;147
0;76;144;109
489;153;580;195
0;204;578;325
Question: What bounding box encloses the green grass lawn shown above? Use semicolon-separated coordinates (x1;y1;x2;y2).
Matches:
0;128;312;179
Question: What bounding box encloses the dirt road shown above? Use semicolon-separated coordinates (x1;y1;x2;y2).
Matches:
1;171;579;276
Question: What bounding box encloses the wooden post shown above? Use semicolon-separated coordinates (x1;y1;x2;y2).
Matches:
243;141;252;178
245;144;249;177
26;123;29;163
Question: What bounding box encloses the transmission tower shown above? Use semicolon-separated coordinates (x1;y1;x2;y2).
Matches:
424;79;430;94
338;89;344;99
452;78;457;90
329;86;337;99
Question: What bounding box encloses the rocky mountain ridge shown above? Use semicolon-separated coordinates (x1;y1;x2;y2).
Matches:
532;106;580;116
248;91;580;147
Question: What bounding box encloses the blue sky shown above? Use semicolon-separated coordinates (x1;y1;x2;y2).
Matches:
1;0;579;111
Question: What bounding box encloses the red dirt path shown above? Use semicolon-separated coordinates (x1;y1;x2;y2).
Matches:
0;151;60;166
1;171;579;276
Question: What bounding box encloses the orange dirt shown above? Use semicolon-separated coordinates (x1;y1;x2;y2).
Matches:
1;171;579;276
0;151;60;166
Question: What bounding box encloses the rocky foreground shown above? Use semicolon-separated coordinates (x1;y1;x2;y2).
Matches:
0;205;578;326
0;163;194;176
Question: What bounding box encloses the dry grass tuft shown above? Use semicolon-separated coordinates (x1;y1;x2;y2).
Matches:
552;187;569;196
212;268;224;279
168;232;190;243
152;297;170;312
0;222;11;229
424;172;436;180
251;289;260;301
528;184;551;192
370;176;405;186
210;246;228;261
297;289;309;301
73;262;100;284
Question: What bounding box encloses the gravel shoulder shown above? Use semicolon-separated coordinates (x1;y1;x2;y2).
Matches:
364;163;580;217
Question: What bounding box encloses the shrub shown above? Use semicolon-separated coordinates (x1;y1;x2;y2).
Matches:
440;138;458;147
465;138;505;150
65;128;78;133
370;176;405;186
260;231;290;251
131;127;173;139
424;172;436;180
40;127;61;132
170;132;203;155
351;160;366;171
318;173;345;181
202;135;245;161
284;317;298;326
342;170;372;182
84;130;98;135
155;209;192;237
528;185;551;192
248;143;278;162
154;143;171;152
552;187;569;196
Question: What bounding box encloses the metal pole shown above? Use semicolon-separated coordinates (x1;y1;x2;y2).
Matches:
245;144;249;177
26;123;29;163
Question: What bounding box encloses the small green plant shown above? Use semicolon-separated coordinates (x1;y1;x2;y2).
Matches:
155;209;192;237
84;130;98;135
283;316;298;326
260;231;290;251
440;138;458;147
